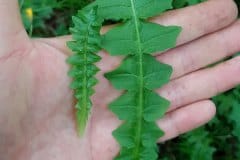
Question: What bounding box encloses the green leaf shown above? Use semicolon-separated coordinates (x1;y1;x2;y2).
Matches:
67;7;102;136
141;122;164;147
86;0;173;20
105;56;139;90
143;91;170;121
142;55;173;90
102;21;181;55
229;102;240;137
109;92;138;121
97;0;181;159
113;121;162;159
179;128;216;160
113;121;137;149
140;147;159;160
105;55;172;90
110;90;170;121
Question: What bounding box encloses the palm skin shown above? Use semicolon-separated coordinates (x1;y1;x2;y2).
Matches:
0;0;240;160
0;35;123;159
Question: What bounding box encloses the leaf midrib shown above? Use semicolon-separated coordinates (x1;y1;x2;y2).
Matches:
77;21;91;135
130;0;144;158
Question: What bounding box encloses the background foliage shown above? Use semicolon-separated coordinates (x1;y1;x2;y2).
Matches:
19;0;240;159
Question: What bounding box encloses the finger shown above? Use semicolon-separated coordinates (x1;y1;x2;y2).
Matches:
90;100;215;159
152;0;238;46
48;0;238;56
0;1;24;34
0;1;29;57
158;20;240;79
159;56;240;111
158;100;216;141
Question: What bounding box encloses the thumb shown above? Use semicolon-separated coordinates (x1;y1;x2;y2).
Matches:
0;0;30;57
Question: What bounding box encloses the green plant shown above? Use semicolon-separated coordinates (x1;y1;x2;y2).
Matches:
20;0;94;37
20;0;59;36
66;7;102;135
19;0;240;159
85;0;181;159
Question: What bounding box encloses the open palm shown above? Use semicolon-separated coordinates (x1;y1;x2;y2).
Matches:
0;0;240;160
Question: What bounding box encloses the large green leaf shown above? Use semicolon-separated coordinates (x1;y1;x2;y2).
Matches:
96;0;181;159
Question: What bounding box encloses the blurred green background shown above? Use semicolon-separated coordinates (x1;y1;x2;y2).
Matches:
19;0;240;159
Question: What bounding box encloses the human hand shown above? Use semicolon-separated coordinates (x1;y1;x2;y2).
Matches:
0;0;239;160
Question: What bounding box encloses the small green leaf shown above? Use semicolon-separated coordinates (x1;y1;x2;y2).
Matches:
67;7;102;136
